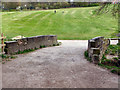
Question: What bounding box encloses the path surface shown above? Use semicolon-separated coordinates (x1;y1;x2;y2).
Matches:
2;40;118;88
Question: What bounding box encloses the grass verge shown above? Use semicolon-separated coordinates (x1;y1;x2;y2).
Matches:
2;7;118;40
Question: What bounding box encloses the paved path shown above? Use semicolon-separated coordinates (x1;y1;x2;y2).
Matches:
2;40;118;88
0;63;2;90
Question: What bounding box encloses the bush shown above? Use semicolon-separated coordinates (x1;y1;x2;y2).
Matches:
49;6;54;9
105;45;118;55
88;3;100;7
111;69;120;75
84;51;92;62
84;51;88;58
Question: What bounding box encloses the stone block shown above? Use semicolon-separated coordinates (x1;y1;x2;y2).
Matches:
92;48;100;55
17;38;28;51
89;40;96;48
88;36;111;64
27;37;36;49
4;41;18;54
92;54;100;64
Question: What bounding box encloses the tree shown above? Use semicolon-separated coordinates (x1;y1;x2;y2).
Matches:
2;2;21;10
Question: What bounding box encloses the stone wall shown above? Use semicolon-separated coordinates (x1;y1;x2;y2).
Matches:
88;37;110;64
4;35;58;54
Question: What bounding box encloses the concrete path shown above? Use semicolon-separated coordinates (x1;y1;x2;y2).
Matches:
2;40;118;88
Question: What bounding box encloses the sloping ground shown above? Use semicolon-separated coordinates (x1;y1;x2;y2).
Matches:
2;7;118;40
2;40;118;88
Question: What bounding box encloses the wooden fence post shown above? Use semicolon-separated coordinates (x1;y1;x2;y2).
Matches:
0;33;6;54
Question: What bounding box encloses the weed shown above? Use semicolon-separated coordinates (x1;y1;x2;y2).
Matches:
98;63;120;70
1;54;9;59
84;51;92;62
102;54;107;60
53;42;61;46
84;51;88;58
53;44;56;46
17;49;35;54
0;54;17;59
35;47;39;50
91;45;120;75
6;59;11;61
2;62;5;64
111;69;120;75
105;50;109;55
113;57;119;61
40;46;43;48
40;45;46;48
117;43;120;46
106;45;118;55
58;42;62;45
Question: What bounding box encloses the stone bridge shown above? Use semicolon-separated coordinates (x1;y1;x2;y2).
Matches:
1;39;118;88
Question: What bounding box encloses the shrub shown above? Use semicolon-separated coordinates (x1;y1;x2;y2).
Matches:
111;69;120;75
84;51;88;58
113;57;119;61
105;45;118;55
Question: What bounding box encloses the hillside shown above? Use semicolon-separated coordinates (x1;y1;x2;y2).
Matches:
2;7;118;40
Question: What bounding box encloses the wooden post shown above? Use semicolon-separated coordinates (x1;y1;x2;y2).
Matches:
1;33;4;54
1;33;6;54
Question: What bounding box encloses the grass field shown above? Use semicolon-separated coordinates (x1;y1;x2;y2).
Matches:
2;7;118;40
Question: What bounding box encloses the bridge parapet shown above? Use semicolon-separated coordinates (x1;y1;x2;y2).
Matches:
88;37;110;64
4;35;58;55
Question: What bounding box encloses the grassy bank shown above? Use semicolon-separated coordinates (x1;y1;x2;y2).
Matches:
2;7;118;40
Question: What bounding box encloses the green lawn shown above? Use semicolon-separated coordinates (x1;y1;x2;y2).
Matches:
2;7;118;40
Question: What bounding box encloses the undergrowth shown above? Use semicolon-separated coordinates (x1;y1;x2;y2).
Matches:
84;44;120;75
0;54;17;64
